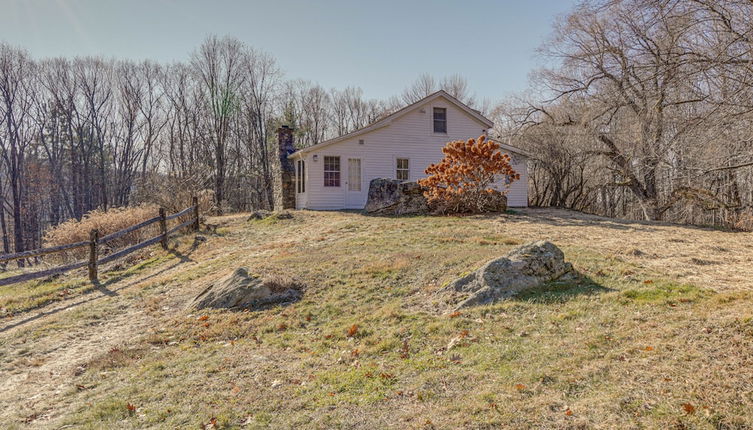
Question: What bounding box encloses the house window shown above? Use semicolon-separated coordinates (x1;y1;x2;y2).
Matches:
323;156;340;187
296;159;306;193
433;107;447;133
396;158;409;181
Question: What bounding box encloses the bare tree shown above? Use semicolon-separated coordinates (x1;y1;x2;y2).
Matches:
0;44;36;261
191;36;247;213
401;73;436;104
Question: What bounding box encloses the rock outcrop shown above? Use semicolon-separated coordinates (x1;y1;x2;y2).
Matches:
441;241;574;308
364;178;429;215
188;268;302;310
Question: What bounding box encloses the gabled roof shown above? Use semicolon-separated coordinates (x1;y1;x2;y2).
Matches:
496;141;530;158
289;90;495;159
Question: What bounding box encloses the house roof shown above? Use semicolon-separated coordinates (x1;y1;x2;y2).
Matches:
495;141;530;158
288;90;497;159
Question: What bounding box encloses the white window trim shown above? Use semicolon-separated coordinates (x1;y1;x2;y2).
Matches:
432;106;448;134
395;157;410;181
296;159;306;194
323;155;341;187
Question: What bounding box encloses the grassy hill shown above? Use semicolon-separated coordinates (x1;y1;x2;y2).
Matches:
1;209;753;429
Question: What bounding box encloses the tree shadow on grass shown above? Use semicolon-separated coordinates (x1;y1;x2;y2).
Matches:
511;275;615;304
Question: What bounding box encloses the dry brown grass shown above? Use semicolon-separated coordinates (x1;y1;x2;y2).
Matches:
501;208;753;290
2;208;753;429
43;205;161;260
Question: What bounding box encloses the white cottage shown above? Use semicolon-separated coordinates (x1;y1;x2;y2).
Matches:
277;90;529;211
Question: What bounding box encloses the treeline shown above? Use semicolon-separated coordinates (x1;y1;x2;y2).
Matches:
0;36;477;257
495;0;753;228
4;0;751;260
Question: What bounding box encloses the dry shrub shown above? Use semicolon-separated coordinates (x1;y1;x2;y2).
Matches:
418;134;520;214
131;173;216;215
262;274;304;294
732;209;753;232
43;205;161;261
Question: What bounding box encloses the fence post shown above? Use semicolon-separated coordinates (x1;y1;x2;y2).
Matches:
192;196;200;231
159;207;167;249
88;229;99;282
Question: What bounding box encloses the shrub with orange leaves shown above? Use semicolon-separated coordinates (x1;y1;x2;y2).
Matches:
418;135;520;214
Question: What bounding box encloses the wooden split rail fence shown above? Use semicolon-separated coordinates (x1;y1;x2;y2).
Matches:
0;197;200;287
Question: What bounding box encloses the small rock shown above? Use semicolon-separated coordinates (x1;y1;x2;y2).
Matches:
446;336;466;351
248;210;272;220
271;379;282;388
247;211;293;221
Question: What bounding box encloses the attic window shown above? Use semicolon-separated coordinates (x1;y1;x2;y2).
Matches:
433;108;447;133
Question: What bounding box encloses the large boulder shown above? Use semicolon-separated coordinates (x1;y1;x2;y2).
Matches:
441;241;574;308
480;190;508;213
188;268;302;310
364;178;429;215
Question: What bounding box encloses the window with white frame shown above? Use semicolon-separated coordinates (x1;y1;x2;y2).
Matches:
433;107;447;133
396;158;409;181
323;156;340;187
296;159;306;193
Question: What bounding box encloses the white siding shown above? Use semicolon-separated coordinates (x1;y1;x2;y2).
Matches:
296;95;528;210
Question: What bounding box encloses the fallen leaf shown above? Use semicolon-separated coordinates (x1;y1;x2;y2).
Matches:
644;280;654;284
514;384;526;391
682;403;695;414
126;403;137;413
203;417;218;429
347;324;359;337
197;315;209;321
565;408;573;416
449;311;461;318
644;346;654;351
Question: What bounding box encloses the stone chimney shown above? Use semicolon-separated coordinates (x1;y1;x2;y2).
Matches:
274;125;296;211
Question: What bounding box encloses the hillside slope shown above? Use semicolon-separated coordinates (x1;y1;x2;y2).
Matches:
1;209;752;429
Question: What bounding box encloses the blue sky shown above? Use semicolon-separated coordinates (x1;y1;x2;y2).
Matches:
0;0;577;101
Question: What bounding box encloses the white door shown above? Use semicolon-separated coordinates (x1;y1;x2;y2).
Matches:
345;158;363;208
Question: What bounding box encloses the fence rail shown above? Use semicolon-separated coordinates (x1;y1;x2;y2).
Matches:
0;196;200;287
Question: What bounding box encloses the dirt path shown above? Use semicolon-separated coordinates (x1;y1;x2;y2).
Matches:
0;245;206;426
